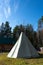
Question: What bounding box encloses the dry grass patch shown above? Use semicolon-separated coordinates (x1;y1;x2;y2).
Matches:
0;52;43;65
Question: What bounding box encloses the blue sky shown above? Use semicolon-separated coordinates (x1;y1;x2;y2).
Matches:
0;0;43;31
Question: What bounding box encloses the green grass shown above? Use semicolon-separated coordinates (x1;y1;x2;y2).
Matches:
0;53;43;65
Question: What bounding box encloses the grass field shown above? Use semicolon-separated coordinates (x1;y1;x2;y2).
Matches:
0;53;43;65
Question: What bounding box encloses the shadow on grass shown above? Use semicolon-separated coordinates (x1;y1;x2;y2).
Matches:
20;53;43;59
38;53;43;58
28;53;43;59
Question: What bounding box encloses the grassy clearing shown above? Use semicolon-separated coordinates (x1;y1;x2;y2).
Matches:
0;53;43;65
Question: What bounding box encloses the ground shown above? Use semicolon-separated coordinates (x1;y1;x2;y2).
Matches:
0;53;43;65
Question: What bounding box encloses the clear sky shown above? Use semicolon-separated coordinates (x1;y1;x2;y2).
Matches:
0;0;43;31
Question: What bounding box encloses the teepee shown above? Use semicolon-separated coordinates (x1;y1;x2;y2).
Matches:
7;32;39;58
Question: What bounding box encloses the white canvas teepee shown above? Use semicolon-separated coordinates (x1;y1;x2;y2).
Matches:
7;32;39;58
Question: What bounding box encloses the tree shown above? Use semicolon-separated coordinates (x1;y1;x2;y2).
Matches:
4;21;12;38
38;16;43;31
38;16;43;46
13;25;19;40
13;24;26;41
0;23;5;37
26;24;34;44
19;24;25;34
